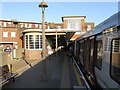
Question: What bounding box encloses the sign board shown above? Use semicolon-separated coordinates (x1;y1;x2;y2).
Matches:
4;46;11;52
4;49;12;52
6;46;11;49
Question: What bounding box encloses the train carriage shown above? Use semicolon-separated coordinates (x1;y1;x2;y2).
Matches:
73;11;120;88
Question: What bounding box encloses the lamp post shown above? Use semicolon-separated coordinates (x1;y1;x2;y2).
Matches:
38;0;48;81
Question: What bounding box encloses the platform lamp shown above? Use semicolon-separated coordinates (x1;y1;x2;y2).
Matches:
38;0;48;81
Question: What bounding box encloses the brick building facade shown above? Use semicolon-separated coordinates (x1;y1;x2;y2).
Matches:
62;16;94;40
0;16;94;66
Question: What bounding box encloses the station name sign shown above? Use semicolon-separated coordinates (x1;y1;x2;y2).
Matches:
4;46;12;52
4;49;12;52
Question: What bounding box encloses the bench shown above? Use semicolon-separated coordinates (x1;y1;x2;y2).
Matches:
0;64;18;86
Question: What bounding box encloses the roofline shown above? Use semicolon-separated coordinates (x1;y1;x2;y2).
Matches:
0;19;42;24
22;28;81;33
62;16;86;18
62;16;86;22
54;23;63;25
85;22;94;24
0;19;64;25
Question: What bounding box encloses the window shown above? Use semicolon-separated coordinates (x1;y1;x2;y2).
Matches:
104;38;112;52
47;26;50;29
25;24;28;28
3;32;8;37
67;20;71;29
112;40;119;52
56;26;61;29
110;38;120;84
0;21;2;27
29;35;34;49
8;22;11;25
39;25;42;29
28;24;32;28
75;19;81;30
11;32;16;37
79;41;83;58
35;24;38;28
26;35;28;49
87;25;92;31
66;19;81;30
3;22;7;27
89;40;94;62
20;23;23;28
25;34;42;49
95;40;103;69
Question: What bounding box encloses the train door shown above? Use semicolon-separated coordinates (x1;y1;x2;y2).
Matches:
79;40;84;66
83;39;87;71
88;36;95;80
86;39;90;73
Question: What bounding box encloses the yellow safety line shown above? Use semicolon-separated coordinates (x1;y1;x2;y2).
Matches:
73;64;83;86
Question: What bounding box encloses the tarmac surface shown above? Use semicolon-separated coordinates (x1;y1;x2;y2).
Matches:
2;49;86;88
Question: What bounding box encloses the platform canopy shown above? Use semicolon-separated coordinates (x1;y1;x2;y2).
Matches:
22;28;82;40
22;28;85;48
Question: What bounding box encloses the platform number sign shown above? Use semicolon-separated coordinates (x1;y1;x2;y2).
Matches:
4;46;11;52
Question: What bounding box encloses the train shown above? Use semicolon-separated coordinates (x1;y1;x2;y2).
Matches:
71;11;120;88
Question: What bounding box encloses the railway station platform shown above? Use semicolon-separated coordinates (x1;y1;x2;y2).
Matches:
1;49;87;89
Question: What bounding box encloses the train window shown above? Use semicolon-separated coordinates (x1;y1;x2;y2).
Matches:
104;38;111;52
110;38;120;84
95;40;103;70
90;40;94;62
77;41;80;58
79;41;83;57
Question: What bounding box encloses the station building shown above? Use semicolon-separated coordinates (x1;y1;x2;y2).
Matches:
0;16;94;66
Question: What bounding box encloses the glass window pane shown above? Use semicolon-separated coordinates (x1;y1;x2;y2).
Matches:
11;32;16;37
111;39;120;84
25;34;42;49
35;45;39;49
3;32;8;37
35;35;39;39
90;40;94;62
95;40;103;69
29;45;34;49
25;35;28;49
29;35;33;39
35;42;39;45
29;35;34;49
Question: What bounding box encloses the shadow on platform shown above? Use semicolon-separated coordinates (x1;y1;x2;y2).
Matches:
2;49;74;88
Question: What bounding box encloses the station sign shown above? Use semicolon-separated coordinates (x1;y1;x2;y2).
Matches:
4;46;11;52
4;49;12;52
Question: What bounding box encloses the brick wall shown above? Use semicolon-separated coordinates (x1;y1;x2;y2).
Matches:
0;27;22;48
25;50;42;59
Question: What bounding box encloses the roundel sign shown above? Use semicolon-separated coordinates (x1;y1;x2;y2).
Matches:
6;46;11;49
4;46;11;52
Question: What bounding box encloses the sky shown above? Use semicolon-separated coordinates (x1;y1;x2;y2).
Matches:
0;1;119;26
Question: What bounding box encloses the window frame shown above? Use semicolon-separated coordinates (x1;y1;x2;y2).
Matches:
89;36;95;63
94;35;103;70
95;40;103;70
25;34;42;50
3;32;8;37
110;38;120;84
11;32;16;37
